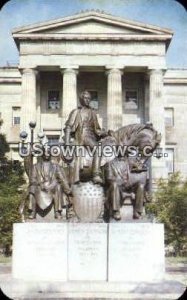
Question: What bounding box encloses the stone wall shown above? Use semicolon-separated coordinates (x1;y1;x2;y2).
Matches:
0;84;21;140
164;71;187;177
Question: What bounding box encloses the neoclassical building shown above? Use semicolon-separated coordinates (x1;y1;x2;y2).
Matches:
0;10;187;182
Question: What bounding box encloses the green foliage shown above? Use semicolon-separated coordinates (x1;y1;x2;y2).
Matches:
146;172;187;255
0;133;10;160
0;193;21;255
0;133;25;255
0;160;25;186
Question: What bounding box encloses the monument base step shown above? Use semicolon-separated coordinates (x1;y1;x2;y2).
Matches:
1;277;186;300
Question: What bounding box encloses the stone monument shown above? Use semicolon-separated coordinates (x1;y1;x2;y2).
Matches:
12;90;165;292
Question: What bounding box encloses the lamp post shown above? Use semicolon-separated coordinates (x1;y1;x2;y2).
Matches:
29;121;36;146
20;122;45;180
29;121;36;179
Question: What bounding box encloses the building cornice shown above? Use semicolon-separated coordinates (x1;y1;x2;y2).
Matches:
0;78;21;83
164;78;187;84
13;33;172;42
12;11;173;52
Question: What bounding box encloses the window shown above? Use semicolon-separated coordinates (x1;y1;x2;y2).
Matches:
124;90;138;109
165;148;174;174
47;135;60;145
88;91;99;110
12;107;21;125
14;117;20;125
165;108;174;127
48;90;60;110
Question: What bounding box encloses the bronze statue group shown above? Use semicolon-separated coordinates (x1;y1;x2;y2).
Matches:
21;90;161;222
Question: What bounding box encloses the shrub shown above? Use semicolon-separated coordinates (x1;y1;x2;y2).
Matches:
146;172;187;255
0;131;25;255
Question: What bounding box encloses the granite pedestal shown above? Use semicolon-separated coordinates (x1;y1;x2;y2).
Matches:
12;222;164;282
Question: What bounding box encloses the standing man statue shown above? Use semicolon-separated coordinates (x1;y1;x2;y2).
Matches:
64;90;107;184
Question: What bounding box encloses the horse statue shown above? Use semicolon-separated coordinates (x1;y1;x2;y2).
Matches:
103;123;161;220
63;120;161;221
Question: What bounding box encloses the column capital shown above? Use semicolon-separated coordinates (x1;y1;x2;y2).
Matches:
148;68;166;76
19;68;38;76
105;68;124;76
60;67;79;75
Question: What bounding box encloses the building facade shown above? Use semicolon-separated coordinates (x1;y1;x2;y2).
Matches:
0;11;187;182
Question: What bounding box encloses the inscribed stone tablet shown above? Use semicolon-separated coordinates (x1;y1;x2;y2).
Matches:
68;223;107;281
108;223;165;281
12;223;67;281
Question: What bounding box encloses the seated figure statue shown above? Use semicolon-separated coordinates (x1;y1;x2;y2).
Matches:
28;152;72;219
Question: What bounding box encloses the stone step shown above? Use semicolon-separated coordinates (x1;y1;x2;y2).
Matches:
1;279;186;300
2;292;185;300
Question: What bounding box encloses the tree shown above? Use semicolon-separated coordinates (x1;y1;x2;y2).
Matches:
146;172;187;255
0;124;25;255
0;134;9;160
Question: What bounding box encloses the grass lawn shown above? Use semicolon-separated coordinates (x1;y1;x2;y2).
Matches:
0;254;12;263
166;256;187;264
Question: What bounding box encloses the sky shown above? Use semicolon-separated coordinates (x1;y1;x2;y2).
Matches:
0;0;187;68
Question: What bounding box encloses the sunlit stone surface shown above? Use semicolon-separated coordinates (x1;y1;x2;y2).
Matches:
68;223;108;280
12;222;165;282
108;223;165;281
12;223;68;281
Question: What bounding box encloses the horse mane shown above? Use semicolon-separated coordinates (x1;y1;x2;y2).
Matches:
114;123;157;145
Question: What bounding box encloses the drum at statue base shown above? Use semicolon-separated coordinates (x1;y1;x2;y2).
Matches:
72;181;105;222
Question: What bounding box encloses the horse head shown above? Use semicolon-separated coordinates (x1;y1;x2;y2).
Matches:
114;122;161;157
131;123;161;154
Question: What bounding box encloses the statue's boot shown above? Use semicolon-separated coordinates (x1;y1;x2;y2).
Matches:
67;205;75;219
28;211;36;219
113;210;121;221
54;211;62;219
133;211;142;219
28;195;37;219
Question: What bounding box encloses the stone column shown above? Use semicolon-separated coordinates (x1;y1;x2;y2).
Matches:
149;69;167;181
61;68;78;128
21;68;38;134
36;72;41;132
106;68;123;130
144;73;149;123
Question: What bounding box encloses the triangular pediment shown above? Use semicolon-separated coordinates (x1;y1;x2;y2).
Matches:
35;20;149;35
12;10;173;36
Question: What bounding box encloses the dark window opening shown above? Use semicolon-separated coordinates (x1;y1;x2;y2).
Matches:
47;135;60;145
88;90;99;110
48;90;60;110
125;90;138;109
